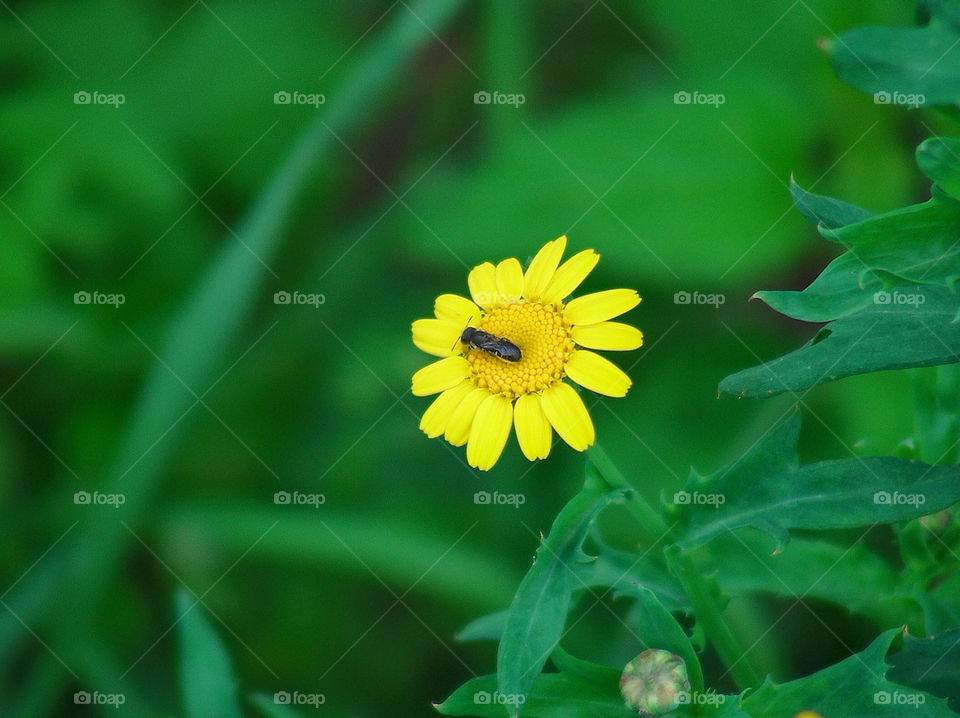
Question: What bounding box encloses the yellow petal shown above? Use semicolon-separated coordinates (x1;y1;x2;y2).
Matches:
434;293;481;328
412;318;461;357
540;382;594;451
495;258;524;304
444;387;489;446
523;236;567;300
565;289;641;326
513;393;552;460
468;262;497;309
466;393;514;470
411;356;471;396
419;379;473;438
541;249;600;304
571;321;644;351
565;350;632;397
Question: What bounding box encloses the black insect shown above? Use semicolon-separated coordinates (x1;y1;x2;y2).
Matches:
459;327;522;362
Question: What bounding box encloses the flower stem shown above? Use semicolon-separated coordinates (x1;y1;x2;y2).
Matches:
588;445;763;691
667;548;763;691
587;445;669;539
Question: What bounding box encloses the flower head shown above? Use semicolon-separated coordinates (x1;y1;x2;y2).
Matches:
411;236;642;470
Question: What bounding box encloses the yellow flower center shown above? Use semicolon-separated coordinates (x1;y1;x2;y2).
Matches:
466;301;574;399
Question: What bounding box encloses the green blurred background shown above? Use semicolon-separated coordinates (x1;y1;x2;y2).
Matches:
0;1;940;715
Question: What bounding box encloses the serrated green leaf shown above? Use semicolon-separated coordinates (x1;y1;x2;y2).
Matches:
497;480;625;716
175;590;242;718
790;178;874;230
754;250;882;322
458;541;686;645
918;136;960;201
742;630;955;717
825;13;959;108
669;413;960;549
819;199;960;289
888;629;960;711
704;532;912;625
436;673;632;718
720;285;960;397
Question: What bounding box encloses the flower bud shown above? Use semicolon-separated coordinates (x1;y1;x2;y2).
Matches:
619;649;690;715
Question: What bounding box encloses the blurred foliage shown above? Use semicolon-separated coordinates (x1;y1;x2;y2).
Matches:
0;0;947;715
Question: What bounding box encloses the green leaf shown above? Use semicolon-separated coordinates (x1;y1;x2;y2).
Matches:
888;629;960;711
436;673;632;718
918;136;960;201
458;542;686;644
620;586;704;694
703;532;913;625
819;199;960;290
249;693;311;718
497;479;625;716
790;178;874;230
175;589;242;718
825;11;958;108
720;285;960;397
549;646;622;687
754;251;882;322
742;630;955;717
669;413;960;549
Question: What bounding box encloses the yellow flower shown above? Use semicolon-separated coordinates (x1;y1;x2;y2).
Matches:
411;236;643;470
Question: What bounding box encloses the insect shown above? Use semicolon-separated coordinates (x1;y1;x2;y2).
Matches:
459;326;522;362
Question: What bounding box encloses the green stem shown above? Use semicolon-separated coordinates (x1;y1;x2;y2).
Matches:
668;548;764;692
587;445;670;539
589;445;763;692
